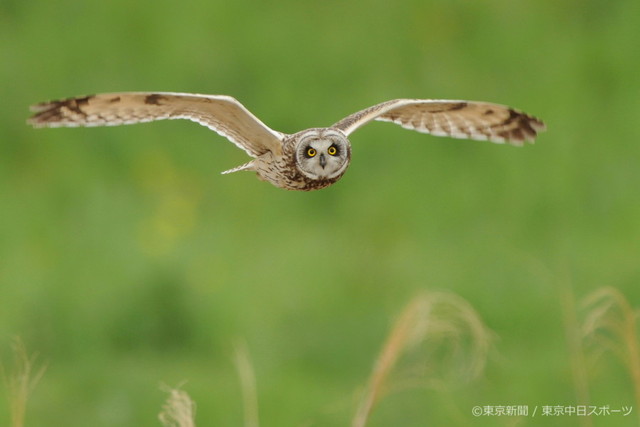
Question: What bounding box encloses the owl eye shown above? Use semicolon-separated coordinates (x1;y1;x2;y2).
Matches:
327;145;338;156
306;147;317;157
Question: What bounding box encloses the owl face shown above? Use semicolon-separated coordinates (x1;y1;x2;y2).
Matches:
294;129;351;180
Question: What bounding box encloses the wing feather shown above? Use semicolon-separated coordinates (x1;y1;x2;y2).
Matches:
333;99;545;146
28;92;285;157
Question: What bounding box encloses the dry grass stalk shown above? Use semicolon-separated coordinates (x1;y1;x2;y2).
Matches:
561;288;593;427
158;385;197;427
0;339;46;427
351;291;492;427
580;286;640;423
234;340;260;427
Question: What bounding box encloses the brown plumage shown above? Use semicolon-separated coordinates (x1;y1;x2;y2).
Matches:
28;92;545;191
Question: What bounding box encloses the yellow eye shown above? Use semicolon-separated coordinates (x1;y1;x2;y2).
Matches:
307;147;316;157
327;146;337;156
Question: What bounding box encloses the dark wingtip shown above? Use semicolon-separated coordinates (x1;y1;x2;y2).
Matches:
27;101;62;127
27;95;96;127
508;110;546;145
27;102;54;127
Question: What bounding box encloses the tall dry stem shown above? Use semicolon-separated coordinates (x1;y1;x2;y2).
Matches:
234;340;260;427
1;339;46;427
352;291;492;427
561;287;593;427
580;286;640;424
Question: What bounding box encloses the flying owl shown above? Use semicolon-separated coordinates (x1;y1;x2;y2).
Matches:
28;92;546;191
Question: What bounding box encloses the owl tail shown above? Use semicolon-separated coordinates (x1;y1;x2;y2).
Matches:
221;160;256;175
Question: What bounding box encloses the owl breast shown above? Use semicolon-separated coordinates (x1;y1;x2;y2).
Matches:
253;151;347;191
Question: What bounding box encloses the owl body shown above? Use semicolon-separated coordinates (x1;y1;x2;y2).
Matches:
220;127;352;191
28;92;545;191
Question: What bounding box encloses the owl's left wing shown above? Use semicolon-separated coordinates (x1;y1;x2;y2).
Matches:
332;99;545;146
28;92;285;157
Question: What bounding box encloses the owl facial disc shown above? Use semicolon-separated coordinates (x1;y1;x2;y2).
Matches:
294;129;351;180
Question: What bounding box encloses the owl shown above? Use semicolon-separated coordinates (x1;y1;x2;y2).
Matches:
28;92;545;191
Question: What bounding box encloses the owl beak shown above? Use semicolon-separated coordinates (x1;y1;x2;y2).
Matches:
319;153;327;168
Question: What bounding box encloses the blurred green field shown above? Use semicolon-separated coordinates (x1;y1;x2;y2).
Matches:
1;0;639;425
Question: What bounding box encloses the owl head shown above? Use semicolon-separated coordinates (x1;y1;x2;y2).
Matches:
294;129;351;181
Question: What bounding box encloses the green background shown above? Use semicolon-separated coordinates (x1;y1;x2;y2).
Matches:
1;0;639;425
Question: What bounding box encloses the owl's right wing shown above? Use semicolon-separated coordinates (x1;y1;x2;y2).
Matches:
332;99;545;146
28;92;285;157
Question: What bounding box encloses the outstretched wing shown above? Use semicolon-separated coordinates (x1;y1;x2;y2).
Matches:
28;92;285;157
332;99;545;146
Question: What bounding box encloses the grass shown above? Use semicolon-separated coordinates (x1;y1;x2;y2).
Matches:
157;292;493;427
563;286;640;426
233;340;259;427
3;287;639;425
4;292;492;427
580;287;640;424
562;288;594;427
352;291;492;427
158;386;197;427
153;289;640;426
0;339;46;427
